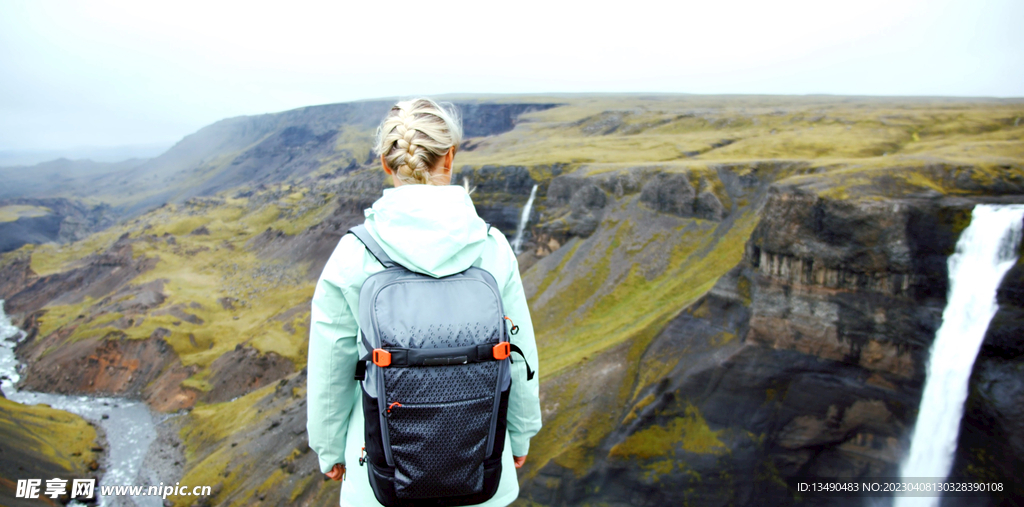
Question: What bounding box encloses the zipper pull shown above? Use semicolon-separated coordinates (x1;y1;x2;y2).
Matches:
503;316;519;335
386;401;402;418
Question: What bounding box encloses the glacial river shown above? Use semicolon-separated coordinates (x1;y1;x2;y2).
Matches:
0;301;161;507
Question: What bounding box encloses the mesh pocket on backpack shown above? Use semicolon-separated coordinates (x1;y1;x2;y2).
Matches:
387;395;494;499
384;362;497;404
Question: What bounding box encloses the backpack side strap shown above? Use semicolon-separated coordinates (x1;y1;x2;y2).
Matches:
508;344;535;381
348;224;397;269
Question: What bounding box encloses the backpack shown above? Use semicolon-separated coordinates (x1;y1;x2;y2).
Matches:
348;225;534;507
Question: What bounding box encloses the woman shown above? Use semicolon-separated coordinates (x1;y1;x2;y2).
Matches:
306;98;542;507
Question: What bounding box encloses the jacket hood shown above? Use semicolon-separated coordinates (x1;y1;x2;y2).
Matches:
363;184;489;277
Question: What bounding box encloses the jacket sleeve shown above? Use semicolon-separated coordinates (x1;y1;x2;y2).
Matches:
306;263;360;474
499;244;542;457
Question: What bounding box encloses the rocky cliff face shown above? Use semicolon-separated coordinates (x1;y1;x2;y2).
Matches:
453;164;551;238
950;235;1024;504
0;197;116;253
515;167;1024;506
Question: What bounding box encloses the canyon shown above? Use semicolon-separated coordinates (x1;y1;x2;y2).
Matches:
0;95;1022;506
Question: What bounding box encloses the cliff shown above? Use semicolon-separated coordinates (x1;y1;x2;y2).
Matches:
513;165;1023;506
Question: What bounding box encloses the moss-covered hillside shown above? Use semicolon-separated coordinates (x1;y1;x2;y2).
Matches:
0;397;102;506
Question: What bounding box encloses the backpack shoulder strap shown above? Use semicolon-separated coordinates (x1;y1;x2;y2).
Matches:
348;224;397;269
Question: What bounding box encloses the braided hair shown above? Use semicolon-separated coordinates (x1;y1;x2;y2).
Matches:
374;98;463;185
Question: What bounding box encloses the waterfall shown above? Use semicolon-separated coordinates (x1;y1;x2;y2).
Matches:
511;184;538;255
895;204;1024;507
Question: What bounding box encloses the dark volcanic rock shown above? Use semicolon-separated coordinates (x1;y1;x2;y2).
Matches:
638;170;732;221
202;344;294;403
950;357;1024;504
596;170;642;198
1;238;158;318
95;279;167;314
537;176;609;238
179;369;342;506
521;185;1018;507
245;169;383;278
0;254;34;303
457;103;559;138
217;297;237;310
18;334;177;397
545;175;584;208
152;304;204;325
640;172;695;216
949;225;1024;502
0;213;62;252
0;197;116;253
522;263;920;506
453;165;540;237
694;190;725;220
566;183;607;236
978;250;1024;360
471;165;536;196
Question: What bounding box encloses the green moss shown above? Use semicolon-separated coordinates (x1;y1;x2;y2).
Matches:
181;367;214;392
0;397;101;474
642;459;676;483
609;404;727;460
711;331;736;346
622;393;656;425
736;275;752;306
180;382;275;459
29;227;125;276
288;470;318;503
36;298;95;339
526;164;564;184
523;197;761;481
0;204;52;222
172;383;281;506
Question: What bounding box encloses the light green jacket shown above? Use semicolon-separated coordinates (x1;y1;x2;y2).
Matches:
306;184;542;507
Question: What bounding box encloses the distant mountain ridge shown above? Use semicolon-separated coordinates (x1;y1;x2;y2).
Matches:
0;142;172;167
0;99;558;252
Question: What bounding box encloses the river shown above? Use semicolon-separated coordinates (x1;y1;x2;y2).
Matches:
0;300;162;507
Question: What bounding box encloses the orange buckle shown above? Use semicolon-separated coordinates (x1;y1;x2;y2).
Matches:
493;342;511;360
372;349;392;367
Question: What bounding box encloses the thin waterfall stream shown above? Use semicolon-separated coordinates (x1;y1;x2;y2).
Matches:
894;204;1024;507
511;184;538;255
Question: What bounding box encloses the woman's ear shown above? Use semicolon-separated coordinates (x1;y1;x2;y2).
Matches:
442;147;455;174
381;154;393;175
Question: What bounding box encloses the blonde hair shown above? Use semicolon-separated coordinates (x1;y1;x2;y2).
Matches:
374;98;463;185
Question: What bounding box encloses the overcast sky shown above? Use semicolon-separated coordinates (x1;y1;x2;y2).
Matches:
1;0;1022;153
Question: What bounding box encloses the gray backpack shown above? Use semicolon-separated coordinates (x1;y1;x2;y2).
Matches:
348;225;533;507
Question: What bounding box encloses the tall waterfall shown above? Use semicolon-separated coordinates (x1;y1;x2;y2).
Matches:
895;204;1024;507
511;184;538;255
